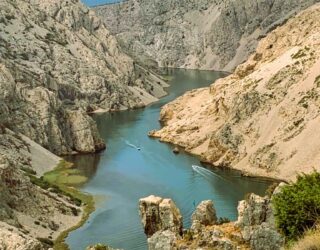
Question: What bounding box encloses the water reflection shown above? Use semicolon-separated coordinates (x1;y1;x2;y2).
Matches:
65;153;101;180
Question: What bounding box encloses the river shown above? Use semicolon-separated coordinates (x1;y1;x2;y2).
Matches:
66;69;273;250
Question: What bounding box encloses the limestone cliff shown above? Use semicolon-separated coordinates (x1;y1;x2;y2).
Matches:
150;4;320;180
0;0;167;155
0;0;167;248
0;128;83;249
95;0;319;71
139;193;284;250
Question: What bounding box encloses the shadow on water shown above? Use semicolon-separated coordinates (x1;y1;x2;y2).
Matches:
66;69;274;250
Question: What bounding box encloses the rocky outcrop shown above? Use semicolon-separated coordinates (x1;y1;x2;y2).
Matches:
150;4;320;180
0;128;83;249
86;243;121;250
0;222;45;250
191;200;217;227
95;0;319;71
0;0;167;155
147;230;179;250
0;0;168;248
236;194;284;250
139;193;284;250
139;195;183;237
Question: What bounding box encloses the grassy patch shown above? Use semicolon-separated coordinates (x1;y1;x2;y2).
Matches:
289;225;320;250
38;160;95;250
44;161;88;186
53;189;94;250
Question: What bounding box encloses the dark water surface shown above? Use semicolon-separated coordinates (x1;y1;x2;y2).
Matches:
66;69;272;250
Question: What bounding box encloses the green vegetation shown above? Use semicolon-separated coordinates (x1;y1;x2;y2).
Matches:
44;161;88;186
21;166;37;175
272;171;320;240
36;237;54;247
184;229;194;241
27;160;94;250
315;75;320;88
43;161;94;250
291;47;310;59
217;217;231;225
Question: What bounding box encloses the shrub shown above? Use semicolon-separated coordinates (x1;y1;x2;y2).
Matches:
216;217;231;225
36;237;54;246
272;171;320;240
184;229;194;241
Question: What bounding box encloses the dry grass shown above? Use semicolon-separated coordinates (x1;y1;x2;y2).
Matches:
290;225;320;250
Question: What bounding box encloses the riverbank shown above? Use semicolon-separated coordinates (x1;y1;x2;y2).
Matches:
149;4;320;182
65;69;273;250
41;160;95;250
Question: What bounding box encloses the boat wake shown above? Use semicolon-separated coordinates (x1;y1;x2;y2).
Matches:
125;140;141;151
192;165;226;181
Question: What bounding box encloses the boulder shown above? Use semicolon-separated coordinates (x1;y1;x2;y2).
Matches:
236;194;284;250
249;223;285;250
147;230;179;250
172;147;180;154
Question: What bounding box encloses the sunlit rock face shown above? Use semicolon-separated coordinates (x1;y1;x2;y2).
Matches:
0;0;167;155
139;193;284;250
139;195;183;238
150;4;320;181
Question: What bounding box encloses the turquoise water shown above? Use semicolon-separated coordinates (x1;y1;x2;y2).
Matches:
81;0;122;7
66;69;273;250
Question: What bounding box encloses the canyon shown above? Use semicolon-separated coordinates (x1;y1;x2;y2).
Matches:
0;0;319;249
0;0;166;248
95;0;319;71
150;3;320;181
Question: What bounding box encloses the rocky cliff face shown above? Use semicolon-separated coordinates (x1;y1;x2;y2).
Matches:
150;4;320;180
139;193;284;250
95;0;319;71
0;128;82;249
0;0;168;248
0;0;167;155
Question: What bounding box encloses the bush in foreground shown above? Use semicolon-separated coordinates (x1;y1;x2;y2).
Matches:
272;171;320;240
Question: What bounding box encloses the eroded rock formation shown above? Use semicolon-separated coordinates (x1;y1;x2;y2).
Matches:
0;128;82;249
139;195;183;238
150;4;320;180
95;0;319;71
0;0;167;248
0;0;167;155
139;193;284;250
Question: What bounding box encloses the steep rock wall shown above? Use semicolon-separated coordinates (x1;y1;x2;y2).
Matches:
95;0;319;71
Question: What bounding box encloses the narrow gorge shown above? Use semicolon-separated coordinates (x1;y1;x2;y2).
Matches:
0;0;319;250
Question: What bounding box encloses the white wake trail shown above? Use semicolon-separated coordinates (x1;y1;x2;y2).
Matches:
125;140;141;151
192;165;226;181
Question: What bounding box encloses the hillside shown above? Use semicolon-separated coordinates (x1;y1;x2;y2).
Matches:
95;0;319;71
0;0;166;248
150;4;320;180
0;0;167;155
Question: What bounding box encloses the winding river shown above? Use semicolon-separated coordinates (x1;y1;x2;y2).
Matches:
66;69;272;250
